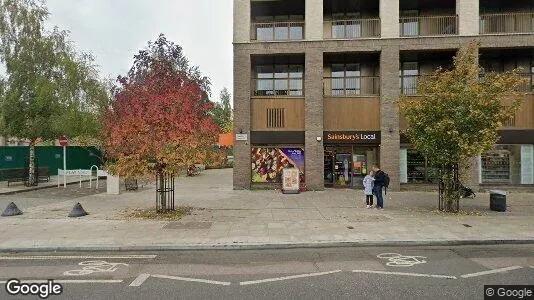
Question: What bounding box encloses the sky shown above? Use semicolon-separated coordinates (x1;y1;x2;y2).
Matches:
45;0;233;103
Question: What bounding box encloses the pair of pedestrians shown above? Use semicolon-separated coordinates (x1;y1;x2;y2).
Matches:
362;165;386;210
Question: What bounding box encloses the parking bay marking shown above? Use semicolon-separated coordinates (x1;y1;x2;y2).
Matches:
151;274;231;286
0;255;157;260
63;261;129;276
239;270;343;286
129;273;151;287
460;266;523;278
352;270;457;279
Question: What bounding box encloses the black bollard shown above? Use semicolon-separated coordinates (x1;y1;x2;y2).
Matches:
68;202;88;217
1;202;23;217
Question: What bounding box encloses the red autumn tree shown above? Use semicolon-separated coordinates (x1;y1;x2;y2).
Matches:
103;34;219;179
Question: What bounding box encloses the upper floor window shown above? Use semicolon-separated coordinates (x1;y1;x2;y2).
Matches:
331;64;361;96
400;62;419;95
253;16;304;41
332;13;362;39
254;65;304;96
400;10;419;36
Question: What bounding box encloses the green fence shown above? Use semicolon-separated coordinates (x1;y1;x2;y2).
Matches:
0;146;103;181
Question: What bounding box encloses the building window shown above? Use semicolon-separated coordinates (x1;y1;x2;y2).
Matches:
332;13;362;39
401;10;419;36
405;149;439;184
254;65;304;96
331;64;361;96
400;62;419;95
254;16;304;41
481;145;523;184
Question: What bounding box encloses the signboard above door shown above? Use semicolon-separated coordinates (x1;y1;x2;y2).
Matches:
323;131;381;144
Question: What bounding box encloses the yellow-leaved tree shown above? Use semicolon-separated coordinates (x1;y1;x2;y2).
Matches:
399;42;527;212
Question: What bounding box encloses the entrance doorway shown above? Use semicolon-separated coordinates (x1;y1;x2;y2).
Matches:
324;145;378;188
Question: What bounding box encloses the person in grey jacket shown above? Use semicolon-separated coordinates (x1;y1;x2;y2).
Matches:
363;171;375;208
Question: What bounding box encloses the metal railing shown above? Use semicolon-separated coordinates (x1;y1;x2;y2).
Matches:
401;73;534;95
480;12;534;34
251;21;305;41
400;15;458;37
324;18;381;39
251;78;305;97
323;76;380;96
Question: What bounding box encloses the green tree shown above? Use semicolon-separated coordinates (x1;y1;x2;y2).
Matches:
211;87;232;133
399;42;527;212
0;0;108;185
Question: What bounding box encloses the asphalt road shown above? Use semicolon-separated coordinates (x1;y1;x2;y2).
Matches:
0;245;533;300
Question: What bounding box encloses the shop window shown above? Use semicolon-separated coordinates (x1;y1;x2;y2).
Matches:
406;149;439;184
481;145;522;184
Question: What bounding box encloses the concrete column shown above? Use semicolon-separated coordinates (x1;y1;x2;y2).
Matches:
305;0;323;40
456;0;479;36
380;0;399;38
462;157;480;192
304;48;324;190
233;48;252;189
233;0;251;43
380;46;400;191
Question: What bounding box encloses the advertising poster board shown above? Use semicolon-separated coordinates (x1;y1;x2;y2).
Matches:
282;168;300;194
251;148;305;185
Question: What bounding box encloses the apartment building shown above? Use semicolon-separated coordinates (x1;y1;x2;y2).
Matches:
233;0;534;191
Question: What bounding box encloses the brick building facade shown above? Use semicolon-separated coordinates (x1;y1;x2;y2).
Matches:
233;0;534;191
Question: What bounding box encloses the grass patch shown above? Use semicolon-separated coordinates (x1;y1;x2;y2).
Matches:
125;206;194;220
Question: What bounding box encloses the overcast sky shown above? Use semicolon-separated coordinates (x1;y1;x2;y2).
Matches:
46;0;233;102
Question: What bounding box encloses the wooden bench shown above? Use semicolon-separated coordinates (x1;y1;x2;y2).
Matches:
1;168;27;186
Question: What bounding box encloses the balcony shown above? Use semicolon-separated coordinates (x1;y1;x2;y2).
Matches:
480;12;534;34
400;15;458;37
324;18;380;39
323;76;380;96
251;21;305;41
251;77;304;97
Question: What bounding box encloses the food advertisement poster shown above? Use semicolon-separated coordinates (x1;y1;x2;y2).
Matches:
251;148;305;183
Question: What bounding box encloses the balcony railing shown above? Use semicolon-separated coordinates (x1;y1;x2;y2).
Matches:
251;78;304;97
480;12;534;34
323;76;380;96
401;73;534;95
324;18;381;39
250;21;305;41
400;15;458;37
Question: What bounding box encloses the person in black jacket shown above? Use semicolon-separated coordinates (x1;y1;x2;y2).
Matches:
372;165;385;209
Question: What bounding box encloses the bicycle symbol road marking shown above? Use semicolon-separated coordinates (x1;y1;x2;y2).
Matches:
63;260;129;276
377;253;427;267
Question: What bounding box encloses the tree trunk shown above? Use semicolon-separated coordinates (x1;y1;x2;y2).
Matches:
27;140;37;186
439;165;459;212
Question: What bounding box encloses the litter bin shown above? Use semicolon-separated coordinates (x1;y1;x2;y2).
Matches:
489;190;507;212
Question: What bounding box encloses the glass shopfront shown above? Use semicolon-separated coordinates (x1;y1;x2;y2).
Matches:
323;131;380;188
480;144;534;185
324;145;379;188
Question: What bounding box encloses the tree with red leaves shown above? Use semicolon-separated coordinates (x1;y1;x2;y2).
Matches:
103;34;219;182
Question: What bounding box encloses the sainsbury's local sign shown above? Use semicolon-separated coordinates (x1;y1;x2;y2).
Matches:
324;131;381;143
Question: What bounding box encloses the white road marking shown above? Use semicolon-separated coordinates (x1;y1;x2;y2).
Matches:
377;253;427;267
239;270;342;286
63;260;129;276
129;273;151;287
0;255;157;260
460;266;523;278
0;280;123;284
151;274;231;286
352;270;457;279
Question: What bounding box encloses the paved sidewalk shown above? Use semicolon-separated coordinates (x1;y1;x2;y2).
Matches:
0;169;533;251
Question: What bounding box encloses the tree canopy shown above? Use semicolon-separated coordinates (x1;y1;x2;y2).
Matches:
211;87;233;133
399;42;527;211
103;34;219;178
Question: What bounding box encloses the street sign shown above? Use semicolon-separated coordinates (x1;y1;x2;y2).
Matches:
59;136;68;146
